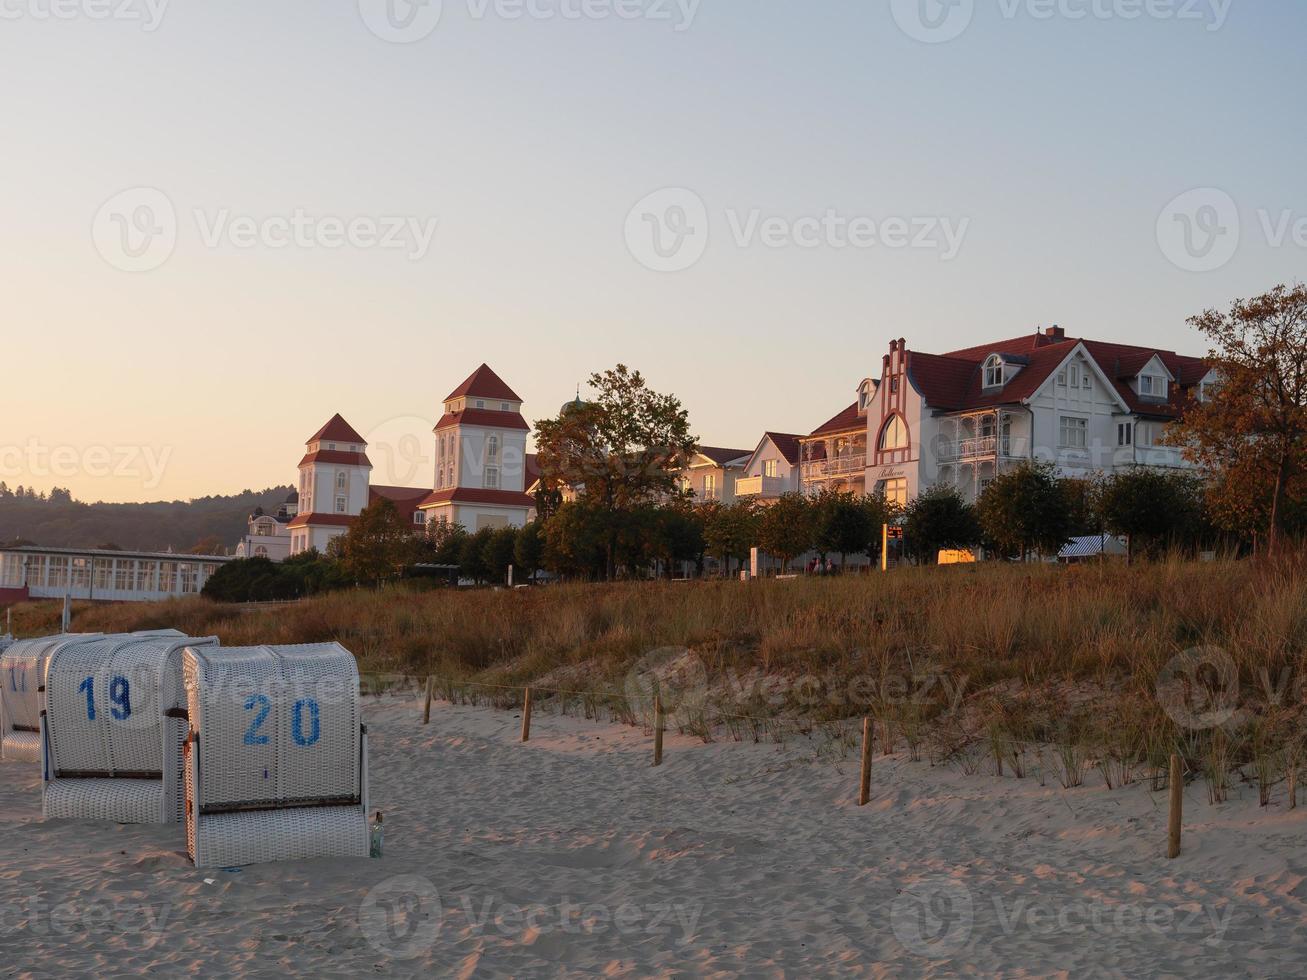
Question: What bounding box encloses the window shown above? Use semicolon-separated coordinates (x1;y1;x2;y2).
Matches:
157;562;175;593
255;546;269;558
24;557;45;588
1082;371;1091;389
180;564;197;594
136;561;155;590
501;402;511;411
71;558;90;589
1067;364;1081;387
48;557;68;588
1117;423;1133;447
1139;375;1168;399
336;471;347;490
114;561;133;591
763;459;779;478
484;466;499;489
704;473;718;499
94;559;112;590
877;478;908;509
335;495;347;513
413;512;426;526
486;435;500;465
983;355;1003;389
879;415;909;451
1059;416;1088;449
475;400;485;409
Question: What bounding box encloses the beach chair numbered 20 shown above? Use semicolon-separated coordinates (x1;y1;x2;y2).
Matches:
41;631;214;824
183;643;370;868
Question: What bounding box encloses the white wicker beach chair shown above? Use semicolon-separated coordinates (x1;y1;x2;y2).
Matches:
183;644;370;868
41;632;217;824
1;634;105;762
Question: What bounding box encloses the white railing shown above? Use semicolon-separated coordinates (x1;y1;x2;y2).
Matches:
736;475;787;498
942;437;1015;461
801;453;867;480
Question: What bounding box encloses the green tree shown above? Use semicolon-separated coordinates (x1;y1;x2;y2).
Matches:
331;498;416;584
812;489;874;569
458;526;496;584
1097;468;1207;560
757;493;815;573
701;500;760;576
976;462;1075;560
513;521;545;582
902;485;981;564
534;364;697;578
1167;284;1307;553
542;502;608;579
484;526;519;584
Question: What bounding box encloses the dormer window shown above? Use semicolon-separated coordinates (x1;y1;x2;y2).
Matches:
1139;375;1168;399
476;400;485;409
983;355;1004;389
501;402;511;411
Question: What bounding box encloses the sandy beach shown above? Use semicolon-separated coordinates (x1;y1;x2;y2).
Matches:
3;697;1306;977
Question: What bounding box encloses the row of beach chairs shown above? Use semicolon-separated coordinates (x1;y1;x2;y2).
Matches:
0;633;370;868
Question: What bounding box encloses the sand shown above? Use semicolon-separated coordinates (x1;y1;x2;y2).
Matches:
2;698;1306;978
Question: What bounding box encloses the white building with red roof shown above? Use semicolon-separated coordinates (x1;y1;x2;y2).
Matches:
281;364;535;558
418;364;536;531
800;326;1214;506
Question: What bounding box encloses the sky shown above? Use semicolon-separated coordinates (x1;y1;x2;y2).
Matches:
1;0;1304;502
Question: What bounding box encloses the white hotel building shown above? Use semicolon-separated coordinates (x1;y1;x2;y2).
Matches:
793;326;1212;505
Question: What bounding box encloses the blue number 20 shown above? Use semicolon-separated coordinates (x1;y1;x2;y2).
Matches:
243;694;271;745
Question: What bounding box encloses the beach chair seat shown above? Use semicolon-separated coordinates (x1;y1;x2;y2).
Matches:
183;643;369;868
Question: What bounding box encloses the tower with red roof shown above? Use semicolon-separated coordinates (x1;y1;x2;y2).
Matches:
419;364;535;531
286;414;374;555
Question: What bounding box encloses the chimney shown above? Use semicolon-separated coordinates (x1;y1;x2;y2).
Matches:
1045;324;1065;341
889;339;898;352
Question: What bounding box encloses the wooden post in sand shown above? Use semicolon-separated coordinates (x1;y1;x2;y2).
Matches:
1167;754;1183;859
422;676;434;725
859;717;873;806
521;687;533;742
653;695;664;767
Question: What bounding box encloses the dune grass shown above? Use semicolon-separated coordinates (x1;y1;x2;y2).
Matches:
12;556;1307;803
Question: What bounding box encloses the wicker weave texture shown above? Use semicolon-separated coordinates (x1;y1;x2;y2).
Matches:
44;777;165;823
1;634;99;761
184;644;360;808
192;805;368;868
41;633;215;825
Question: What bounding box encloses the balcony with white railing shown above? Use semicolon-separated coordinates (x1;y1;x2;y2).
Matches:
735;475;789;498
801;453;867;481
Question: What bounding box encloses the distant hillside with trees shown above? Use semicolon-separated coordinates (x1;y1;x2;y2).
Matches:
0;484;293;554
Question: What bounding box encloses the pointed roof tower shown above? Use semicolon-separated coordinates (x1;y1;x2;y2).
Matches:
445;364;522;403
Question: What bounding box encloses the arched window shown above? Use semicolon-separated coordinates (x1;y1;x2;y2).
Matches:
336;471;347;490
879;414;909;451
983;355;1004;389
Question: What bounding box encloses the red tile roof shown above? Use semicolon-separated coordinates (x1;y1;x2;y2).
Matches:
764;432;803;466
445;364;522;403
435;408;530;432
308;413;366;446
903;331;1210;420
369;485;431;525
808;403;863;437
286;513;355;529
299;450;372;467
419;487;536;509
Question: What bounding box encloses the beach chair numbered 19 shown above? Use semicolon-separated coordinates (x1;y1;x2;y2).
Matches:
41;631;214;824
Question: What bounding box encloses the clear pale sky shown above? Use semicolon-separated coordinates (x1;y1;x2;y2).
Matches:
2;1;1304;502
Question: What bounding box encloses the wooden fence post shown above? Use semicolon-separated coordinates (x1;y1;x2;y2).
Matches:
422;676;434;725
653;695;664;767
859;717;873;806
1167;753;1183;859
521;687;533;742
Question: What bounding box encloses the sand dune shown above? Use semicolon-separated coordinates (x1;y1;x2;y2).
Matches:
2;699;1305;977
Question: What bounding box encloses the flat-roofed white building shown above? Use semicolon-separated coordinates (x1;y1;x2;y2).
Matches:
0;546;231;604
